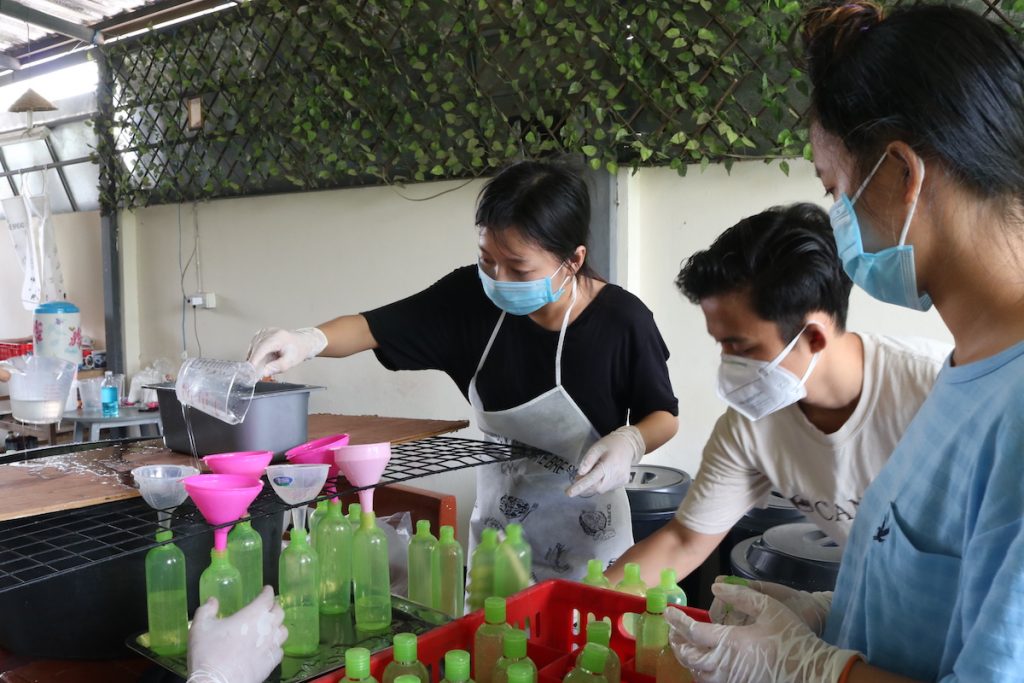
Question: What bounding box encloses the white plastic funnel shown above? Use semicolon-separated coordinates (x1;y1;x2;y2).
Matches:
265;463;330;537
132;464;200;528
332;442;391;514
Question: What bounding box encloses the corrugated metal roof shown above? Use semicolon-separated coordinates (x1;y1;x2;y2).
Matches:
0;1;155;54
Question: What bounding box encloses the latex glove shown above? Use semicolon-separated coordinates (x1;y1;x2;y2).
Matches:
247;327;327;377
187;586;288;683
566;425;645;498
666;582;859;683
709;577;833;635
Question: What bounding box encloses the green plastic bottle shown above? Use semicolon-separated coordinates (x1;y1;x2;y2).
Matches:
407;520;440;608
342;647;379;683
144;530;188;656
437;525;465;617
614;563;646;597
280;526;319;657
474;596;511;683
227;520;263;605
382;633;429;683
657;569;687;607
353;510;392;632
467;528;499;611
564;644;608;683
309;499;329;548
493;524;531;598
199;548;243;618
394;676;423;683
635;589;669;675
442;649;474;683
576;621;620;683
315;499;352;614
581;559;612;589
348;502;362;526
506;661;536;683
656;646;694;683
493;628;536;683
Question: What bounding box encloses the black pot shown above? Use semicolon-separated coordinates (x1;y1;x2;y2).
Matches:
730;522;841;592
625;464;692;542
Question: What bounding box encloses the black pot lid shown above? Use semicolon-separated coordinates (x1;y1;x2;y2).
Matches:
730;522;841;592
625;465;692;515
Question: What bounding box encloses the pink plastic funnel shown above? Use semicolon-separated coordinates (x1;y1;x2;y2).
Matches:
184;474;263;551
331;442;391;513
203;450;273;480
286;434;349;498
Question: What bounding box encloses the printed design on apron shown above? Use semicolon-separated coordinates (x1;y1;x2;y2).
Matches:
544;543;573;574
500;495;539;522
579;504;616;541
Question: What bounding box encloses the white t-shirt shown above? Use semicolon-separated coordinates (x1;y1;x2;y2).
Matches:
675;333;949;546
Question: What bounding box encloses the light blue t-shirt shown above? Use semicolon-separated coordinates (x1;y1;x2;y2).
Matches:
824;339;1024;680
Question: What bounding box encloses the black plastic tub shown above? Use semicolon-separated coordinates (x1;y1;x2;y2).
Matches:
153;381;322;457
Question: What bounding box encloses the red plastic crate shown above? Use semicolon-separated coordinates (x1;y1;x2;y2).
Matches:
0;339;31;361
311;580;709;683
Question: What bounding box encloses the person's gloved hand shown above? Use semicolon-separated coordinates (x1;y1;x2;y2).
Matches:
247;327;327;377
187;586;288;683
666;582;859;683
709;577;833;635
566;425;645;498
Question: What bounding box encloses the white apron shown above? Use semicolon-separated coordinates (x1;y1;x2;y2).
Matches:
468;280;634;582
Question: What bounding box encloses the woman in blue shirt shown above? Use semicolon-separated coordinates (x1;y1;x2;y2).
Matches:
667;3;1024;682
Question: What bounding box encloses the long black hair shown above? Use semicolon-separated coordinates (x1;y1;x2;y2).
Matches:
802;1;1024;207
475;159;601;280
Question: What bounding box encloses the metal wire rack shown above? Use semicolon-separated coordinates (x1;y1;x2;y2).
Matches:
0;436;542;594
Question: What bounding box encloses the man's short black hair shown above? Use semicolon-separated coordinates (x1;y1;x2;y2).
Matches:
676;203;853;342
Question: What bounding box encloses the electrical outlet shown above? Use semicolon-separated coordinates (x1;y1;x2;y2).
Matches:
187;292;217;309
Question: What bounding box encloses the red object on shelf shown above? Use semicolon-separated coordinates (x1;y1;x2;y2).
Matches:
0;339;32;361
311;579;710;683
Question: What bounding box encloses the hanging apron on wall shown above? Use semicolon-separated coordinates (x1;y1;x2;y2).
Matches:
468;280;634;582
3;173;63;310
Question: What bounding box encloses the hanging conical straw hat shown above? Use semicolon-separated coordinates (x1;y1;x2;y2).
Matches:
8;88;56;113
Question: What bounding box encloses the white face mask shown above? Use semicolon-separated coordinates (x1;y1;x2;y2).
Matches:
716;325;820;421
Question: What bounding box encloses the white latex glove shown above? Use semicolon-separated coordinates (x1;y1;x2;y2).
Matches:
187;586;288;683
709;577;833;635
566;425;645;498
247;327;327;377
666;582;860;683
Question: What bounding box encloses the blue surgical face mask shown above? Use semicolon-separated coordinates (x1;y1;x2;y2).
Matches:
829;153;932;311
478;263;571;315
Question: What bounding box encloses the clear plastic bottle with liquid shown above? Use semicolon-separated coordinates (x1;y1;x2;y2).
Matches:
656;647;694;683
563;643;609;683
436;525;465;617
227;520;263;605
474;596;512;683
309;499;329;548
280;525;319;657
467;527;499;612
353;510;392;631
315;499;352;614
144;530;188;656
382;633;429;683
493;628;535;683
342;647;379;683
581;559;612;589
101;371;119;417
614;563;647;597
348;502;362;526
576;621;620;683
657;569;687;607
199;548;243;618
493;524;531;598
634;589;669;675
441;649;474;683
407;519;440;608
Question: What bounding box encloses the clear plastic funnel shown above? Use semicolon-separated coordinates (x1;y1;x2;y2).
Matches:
332;442;391;514
175;358;258;425
1;355;77;424
132;464;199;528
203;450;273;480
285;434;349;498
265;463;330;538
184;474;263;551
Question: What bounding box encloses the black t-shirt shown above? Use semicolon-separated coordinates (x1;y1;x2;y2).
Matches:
362;265;678;436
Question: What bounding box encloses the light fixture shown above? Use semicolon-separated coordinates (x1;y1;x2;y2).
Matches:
186;96;203;130
0;88;56;147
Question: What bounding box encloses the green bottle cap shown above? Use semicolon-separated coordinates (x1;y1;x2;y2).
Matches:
361;510;376;531
586;620;611;648
723;576;749;586
506;523;523;543
329;499;343;515
579;643;609;673
646;588;667;614
484;596;507;624
345;647;371;679
393;632;418;662
444;649;470;682
395;676;420;683
503;628;526;658
316;500;328;510
659;569;677;589
624;563;641;582
348;502;362;519
481;527;498;547
440;525;455;543
585;559;604;580
416;519;432;536
507;661;535;683
155;530;173;543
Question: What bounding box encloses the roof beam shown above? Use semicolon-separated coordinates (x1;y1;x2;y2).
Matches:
0;52;18;71
0;0;104;45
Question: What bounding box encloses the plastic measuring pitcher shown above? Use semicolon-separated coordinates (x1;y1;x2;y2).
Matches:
183;473;263;551
203;450;273;480
0;355;77;424
132;464;200;527
265;463;330;539
174;358;258;425
332;441;391;513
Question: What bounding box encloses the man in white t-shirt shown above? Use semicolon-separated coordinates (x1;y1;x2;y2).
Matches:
606;203;949;586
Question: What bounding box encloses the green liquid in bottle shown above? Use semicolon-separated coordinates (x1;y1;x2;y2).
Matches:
383;633;429;683
353;511;392;632
315;500;352;614
199;548;243;618
280;530;319;657
635;590;669;675
227;520;263;605
436;525;465;617
467;527;499;612
493;524;531;598
407;519;439;608
145;531;188;656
